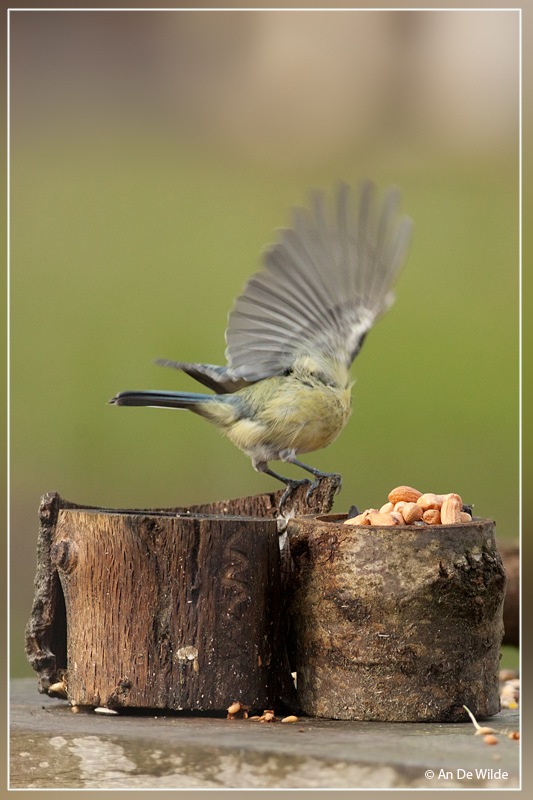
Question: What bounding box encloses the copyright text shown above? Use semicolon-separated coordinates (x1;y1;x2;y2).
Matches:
425;769;509;781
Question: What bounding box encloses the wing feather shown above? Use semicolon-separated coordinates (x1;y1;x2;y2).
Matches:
225;181;412;381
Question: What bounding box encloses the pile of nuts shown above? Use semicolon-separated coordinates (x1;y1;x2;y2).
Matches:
226;701;299;723
344;485;472;527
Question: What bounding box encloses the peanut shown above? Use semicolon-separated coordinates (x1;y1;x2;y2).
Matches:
343;512;371;525
368;511;398;526
388;485;422;505
402;502;423;524
417;492;442;511
49;681;68;699
437;493;461;504
423;508;441;525
391;511;405;525
459;511;472;522
441;493;462;524
379;502;394;514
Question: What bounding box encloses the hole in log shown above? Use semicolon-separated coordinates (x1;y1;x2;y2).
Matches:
50;581;68;675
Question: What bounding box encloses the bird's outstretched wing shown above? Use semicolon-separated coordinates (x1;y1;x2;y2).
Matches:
225;181;412;382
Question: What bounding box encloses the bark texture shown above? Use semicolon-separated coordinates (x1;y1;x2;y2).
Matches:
25;479;338;710
286;514;507;722
51;509;287;711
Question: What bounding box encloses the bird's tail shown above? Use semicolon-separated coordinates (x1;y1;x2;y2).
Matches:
109;390;215;410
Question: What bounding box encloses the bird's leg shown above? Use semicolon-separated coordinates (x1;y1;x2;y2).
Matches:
253;460;311;512
285;458;343;498
265;466;313;511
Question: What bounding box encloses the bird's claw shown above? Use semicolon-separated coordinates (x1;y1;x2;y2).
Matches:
306;473;343;499
278;478;312;512
306;479;321;499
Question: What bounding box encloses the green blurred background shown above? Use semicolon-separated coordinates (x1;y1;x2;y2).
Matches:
10;9;519;676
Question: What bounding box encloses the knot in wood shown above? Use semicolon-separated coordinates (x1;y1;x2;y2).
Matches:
51;538;79;573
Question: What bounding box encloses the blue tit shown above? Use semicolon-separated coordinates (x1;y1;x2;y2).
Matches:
110;181;412;507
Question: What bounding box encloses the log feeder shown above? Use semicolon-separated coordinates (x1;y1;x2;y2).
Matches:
24;481;337;713
25;486;515;721
286;513;507;722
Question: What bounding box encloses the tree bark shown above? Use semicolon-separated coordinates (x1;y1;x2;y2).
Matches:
51;508;288;711
25;479;338;711
286;514;507;722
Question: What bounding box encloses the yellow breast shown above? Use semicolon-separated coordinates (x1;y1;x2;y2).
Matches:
225;372;352;457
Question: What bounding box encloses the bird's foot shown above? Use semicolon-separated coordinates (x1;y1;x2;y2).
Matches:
306;472;343;499
278;478;312;513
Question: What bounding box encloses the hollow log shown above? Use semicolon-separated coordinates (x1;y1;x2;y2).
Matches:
25;480;338;711
286;514;507;722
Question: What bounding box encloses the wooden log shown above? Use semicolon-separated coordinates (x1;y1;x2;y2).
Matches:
155;476;339;519
496;539;519;646
286;514;507;722
25;480;338;711
51;508;286;711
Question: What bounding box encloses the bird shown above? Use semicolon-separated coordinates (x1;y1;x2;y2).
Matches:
109;181;412;509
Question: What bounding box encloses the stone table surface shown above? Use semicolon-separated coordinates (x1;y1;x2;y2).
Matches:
10;679;520;790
